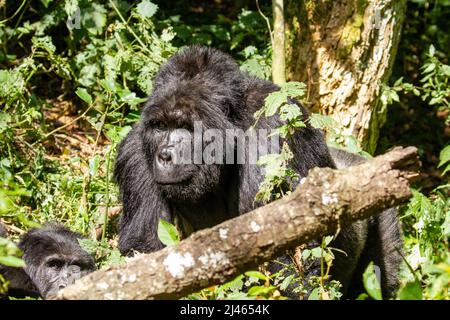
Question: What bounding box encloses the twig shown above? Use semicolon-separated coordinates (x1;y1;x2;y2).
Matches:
256;0;274;47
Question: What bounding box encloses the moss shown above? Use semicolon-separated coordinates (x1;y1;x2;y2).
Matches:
337;16;364;59
356;0;368;15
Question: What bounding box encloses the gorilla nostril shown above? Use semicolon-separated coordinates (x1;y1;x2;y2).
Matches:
158;149;172;163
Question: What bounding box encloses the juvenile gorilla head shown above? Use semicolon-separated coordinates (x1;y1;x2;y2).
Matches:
18;223;95;299
140;46;243;203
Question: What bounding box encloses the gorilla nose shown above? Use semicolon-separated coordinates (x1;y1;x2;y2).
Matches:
157;148;173;164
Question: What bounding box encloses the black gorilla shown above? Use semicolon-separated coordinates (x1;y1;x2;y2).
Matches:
114;46;403;298
0;223;96;299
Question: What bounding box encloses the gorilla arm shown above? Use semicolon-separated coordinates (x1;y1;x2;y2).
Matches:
114;124;171;255
0;265;40;298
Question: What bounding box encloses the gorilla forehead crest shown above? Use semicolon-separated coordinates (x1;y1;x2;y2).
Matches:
19;223;91;264
146;46;244;118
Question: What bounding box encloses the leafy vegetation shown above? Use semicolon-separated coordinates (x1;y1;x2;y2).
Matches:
0;0;448;300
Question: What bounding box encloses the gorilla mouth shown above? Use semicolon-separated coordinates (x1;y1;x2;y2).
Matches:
156;175;192;185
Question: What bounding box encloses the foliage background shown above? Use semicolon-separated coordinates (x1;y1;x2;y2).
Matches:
0;0;448;299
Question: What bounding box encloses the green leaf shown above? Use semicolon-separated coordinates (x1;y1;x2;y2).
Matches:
345;135;361;154
32;36;56;54
281;82;306;98
264;92;286;117
157;219;180;246
438;145;450;168
311;247;324;258
0;256;25;268
429;45;436;57
422;63;436;74
136;0;158;18
429;97;442;105
393;77;404;87
442;163;450;175
323;235;334;246
103;249;125;267
309;113;337;130
89;155;100;176
244;271;268;281
78;238;99;255
0;70;9;83
308;287;320;300
161;28;175;42
397;280;423;300
442;65;450;77
301;249;311;261
390;90;400;102
99;79;117;93
247;285;276;296
82;4;107;35
217;274;244;293
75;88;93;104
279;104;302;122
363;262;382;300
280;274;295;291
356;293;369;300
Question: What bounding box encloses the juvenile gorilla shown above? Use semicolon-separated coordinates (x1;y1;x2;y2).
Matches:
0;223;95;299
114;46;403;298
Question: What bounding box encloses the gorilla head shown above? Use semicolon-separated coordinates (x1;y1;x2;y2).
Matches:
115;45;335;250
18;223;95;299
140;46;244;203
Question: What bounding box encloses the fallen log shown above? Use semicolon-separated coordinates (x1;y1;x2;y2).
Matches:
56;146;419;300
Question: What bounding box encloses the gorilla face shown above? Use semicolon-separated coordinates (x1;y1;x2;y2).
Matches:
135;46;245;205
141;104;227;204
27;251;93;299
19;224;96;299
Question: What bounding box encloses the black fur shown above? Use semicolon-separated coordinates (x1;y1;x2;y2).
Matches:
0;223;96;299
114;46;403;299
329;148;403;298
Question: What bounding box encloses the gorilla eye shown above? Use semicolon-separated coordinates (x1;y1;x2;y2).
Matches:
179;123;191;130
46;259;64;270
150;120;168;132
69;264;81;273
72;261;87;270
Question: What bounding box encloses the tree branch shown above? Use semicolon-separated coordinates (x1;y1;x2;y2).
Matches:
56;146;419;300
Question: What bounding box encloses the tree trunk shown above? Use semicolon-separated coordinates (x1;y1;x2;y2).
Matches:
285;0;406;153
272;0;286;84
55;147;418;300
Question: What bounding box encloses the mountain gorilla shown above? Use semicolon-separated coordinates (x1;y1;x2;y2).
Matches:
114;46;403;298
0;223;95;299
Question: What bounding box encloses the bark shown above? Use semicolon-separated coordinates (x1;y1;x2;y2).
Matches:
285;0;406;153
272;0;286;84
56;147;419;300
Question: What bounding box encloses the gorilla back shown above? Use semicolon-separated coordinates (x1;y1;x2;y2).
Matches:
114;46;402;298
